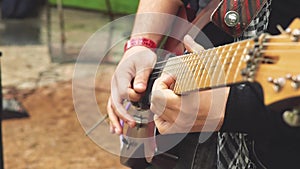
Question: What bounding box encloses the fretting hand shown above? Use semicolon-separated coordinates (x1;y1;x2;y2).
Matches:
150;35;230;134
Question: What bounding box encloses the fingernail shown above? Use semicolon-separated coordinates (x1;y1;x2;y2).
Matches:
134;83;144;89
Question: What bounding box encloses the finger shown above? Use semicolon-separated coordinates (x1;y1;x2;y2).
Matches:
133;66;153;94
111;78;136;126
183;34;204;53
150;97;165;117
153;114;171;134
111;98;136;128
153;73;176;90
133;50;157;93
113;71;133;99
128;88;143;102
109;121;115;134
151;90;180;123
107;98;122;135
151;89;180;111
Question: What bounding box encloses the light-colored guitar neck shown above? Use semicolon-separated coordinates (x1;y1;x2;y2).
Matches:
163;38;255;93
163;18;300;105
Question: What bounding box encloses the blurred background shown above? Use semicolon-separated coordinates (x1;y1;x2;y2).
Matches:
0;0;138;168
0;0;299;169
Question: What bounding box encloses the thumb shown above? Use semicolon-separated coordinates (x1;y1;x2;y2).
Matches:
183;34;204;53
133;66;153;93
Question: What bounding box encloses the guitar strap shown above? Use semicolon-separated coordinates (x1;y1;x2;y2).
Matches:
162;0;268;54
211;0;268;37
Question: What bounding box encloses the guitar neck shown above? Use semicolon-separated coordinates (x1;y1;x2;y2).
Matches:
163;38;256;94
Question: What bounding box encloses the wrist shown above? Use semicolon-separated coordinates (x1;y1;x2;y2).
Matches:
124;37;157;53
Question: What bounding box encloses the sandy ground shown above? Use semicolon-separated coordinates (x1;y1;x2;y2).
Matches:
0;7;130;169
1;47;129;169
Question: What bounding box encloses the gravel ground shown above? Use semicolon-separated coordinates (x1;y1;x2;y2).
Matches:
1;6;129;169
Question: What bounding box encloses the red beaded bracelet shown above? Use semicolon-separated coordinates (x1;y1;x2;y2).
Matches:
124;38;157;52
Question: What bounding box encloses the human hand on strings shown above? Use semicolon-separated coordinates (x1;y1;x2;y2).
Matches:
150;35;230;134
107;46;157;135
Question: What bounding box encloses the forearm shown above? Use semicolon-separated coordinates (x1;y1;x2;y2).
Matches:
131;0;184;44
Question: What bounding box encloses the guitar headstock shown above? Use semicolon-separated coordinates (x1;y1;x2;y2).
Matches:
255;18;300;105
285;18;300;40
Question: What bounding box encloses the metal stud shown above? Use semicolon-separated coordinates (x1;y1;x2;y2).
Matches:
224;11;239;27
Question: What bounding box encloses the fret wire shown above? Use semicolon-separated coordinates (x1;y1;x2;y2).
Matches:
188;54;198;91
196;50;209;90
154;47;300;71
231;42;242;83
233;40;251;82
156;61;240;82
174;57;185;93
152;40;298;68
211;46;223;87
216;43;229;86
153;40;251;70
155;61;234;81
198;50;211;90
172;58;180;92
213;45;225;85
186;54;196;91
209;49;221;87
178;55;191;93
179;55;190;92
184;53;199;92
194;51;204;91
204;50;215;88
203;48;217;88
161;41;251;71
178;54;187;91
230;42;244;83
171;57;178;92
151;42;250;79
224;43;236;83
151;43;299;92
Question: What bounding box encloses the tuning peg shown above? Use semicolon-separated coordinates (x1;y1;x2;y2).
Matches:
268;77;286;92
292;29;300;42
286;74;300;90
276;25;287;35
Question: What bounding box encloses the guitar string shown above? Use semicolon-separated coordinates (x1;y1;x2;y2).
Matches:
150;42;300;78
149;49;298;82
151;45;252;78
150;53;298;80
149;42;299;93
152;42;300;70
145;49;298;90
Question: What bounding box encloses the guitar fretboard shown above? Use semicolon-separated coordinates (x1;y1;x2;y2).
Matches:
163;39;256;94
